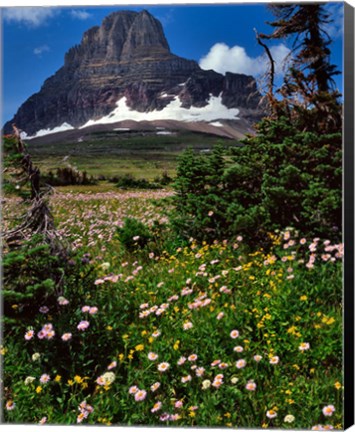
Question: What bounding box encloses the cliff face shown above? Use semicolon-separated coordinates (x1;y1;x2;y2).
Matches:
5;10;263;136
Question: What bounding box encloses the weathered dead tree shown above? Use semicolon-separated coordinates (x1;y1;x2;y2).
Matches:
3;125;67;256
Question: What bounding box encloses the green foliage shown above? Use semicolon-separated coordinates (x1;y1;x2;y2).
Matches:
2;135;31;199
115;173;161;190
117;217;153;251
42;167;96;186
172;122;341;242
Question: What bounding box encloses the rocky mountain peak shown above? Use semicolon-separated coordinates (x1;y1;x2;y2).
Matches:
121;10;170;60
4;10;265;137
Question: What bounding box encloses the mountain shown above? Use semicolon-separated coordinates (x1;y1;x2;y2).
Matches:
4;10;265;139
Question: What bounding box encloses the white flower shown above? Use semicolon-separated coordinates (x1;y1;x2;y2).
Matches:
299;342;310;351
266;409;277;419
202;379;211;389
97;372;115;386
32;352;41;361
24;376;36;385
284;414;295;423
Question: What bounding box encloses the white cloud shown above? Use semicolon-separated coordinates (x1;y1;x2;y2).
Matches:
3;7;58;27
199;42;290;77
324;3;343;39
70;10;92;20
33;44;50;56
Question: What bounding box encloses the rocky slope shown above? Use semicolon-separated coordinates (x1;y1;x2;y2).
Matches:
4;10;264;137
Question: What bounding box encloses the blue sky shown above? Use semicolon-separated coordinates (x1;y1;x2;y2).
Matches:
1;2;344;124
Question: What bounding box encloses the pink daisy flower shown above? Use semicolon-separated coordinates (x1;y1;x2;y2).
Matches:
25;330;34;340
134;389;147;402
175;400;183;408
150;382;160;392
77;320;90;331
40;374;50;384
6;400;15;411
129;386;139;394
299;342;310;351
236;359;246;369
219;362;229;369
148;352;159;361
157;362;170;372
151;401;162;413
107;361;117;370
61;333;72;341
177;356;186;366
188;354;198;362
322;405;336;417
181;375;192;383
266;409;277;419
246;381;257;391
196;367;205;377
230;330;240;339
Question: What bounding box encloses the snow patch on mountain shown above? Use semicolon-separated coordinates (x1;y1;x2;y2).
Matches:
80;95;240;128
23;122;75;140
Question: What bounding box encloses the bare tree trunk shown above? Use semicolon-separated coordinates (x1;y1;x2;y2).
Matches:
3;125;66;256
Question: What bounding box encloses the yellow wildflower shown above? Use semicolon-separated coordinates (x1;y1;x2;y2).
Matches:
189;411;196;418
67;379;74;386
300;295;308;301
118;353;124;362
135;344;144;351
74;375;83;384
36;386;42;393
173;340;180;350
334;381;342;390
54;375;61;383
106;325;113;331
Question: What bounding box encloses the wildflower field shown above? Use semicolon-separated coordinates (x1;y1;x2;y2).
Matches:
2;188;343;429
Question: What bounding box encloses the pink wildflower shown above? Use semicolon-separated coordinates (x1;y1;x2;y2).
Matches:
40;374;50;384
134;389;147;402
25;330;34;340
77;320;90;331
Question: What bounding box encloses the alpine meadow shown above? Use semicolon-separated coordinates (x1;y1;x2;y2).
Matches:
2;3;344;429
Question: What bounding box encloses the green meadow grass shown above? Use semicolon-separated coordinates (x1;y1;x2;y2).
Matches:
28;132;239;180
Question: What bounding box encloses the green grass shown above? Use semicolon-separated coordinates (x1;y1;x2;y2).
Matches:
28;132;240;180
